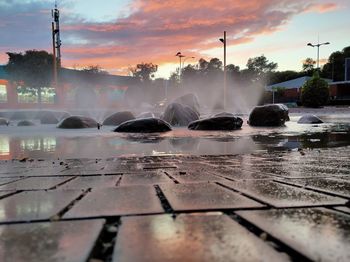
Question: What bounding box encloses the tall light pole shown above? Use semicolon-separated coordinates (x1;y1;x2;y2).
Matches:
175;52;185;87
307;41;330;70
219;31;227;110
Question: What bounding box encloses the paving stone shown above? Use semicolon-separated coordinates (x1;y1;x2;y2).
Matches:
236;208;350;262
212;167;276;180
223;180;346;207
334;206;350;214
120;172;173;186
0;177;73;190
64;186;163;218
59;175;121;189
113;213;289;262
165;170;226;183
0;178;22;186
0;219;104;262
160;183;263;211
0;190;81;222
278;177;350;198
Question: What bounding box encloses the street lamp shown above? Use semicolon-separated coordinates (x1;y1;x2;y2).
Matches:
307;41;330;69
176;52;185;86
219;31;227;110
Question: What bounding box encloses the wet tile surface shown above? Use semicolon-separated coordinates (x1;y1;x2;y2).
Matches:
165;170;226;183
160;183;263;211
64;186;163;218
0;177;73;190
113;213;289;262
0;190;81;222
223;179;347;207
120;171;173;185
60;175;121;189
0;219;104;262
236;208;350;262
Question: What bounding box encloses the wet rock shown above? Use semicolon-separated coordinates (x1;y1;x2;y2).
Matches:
0;118;9;126
248;104;289;127
103;111;135;126
39;111;59;124
17;120;35;126
114;118;172;133
297;114;324;124
136;112;155;119
162;103;199;126
173;93;200;114
212;112;235;117
188;116;243;130
57;116;98;129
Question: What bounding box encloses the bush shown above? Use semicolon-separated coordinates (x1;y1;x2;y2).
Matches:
301;72;329;108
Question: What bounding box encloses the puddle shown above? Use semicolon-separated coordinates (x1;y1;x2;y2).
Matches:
0;116;349;159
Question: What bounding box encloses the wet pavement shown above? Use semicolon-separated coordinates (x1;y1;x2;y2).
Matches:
0;146;349;261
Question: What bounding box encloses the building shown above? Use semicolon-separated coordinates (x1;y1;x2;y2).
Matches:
0;65;139;109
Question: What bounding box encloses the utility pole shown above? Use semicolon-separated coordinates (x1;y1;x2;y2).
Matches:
220;31;227;110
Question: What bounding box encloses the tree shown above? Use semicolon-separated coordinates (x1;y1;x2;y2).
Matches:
82;65;108;75
5;50;54;104
301;72;329;108
302;58;316;75
321;46;350;81
246;55;278;83
130;62;158;82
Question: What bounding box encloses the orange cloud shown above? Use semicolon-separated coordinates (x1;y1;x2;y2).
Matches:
306;3;338;13
58;0;332;75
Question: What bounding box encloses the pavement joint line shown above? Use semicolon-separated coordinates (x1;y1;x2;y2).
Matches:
0;190;23;200
163;171;180;184
51;188;91;220
115;175;123;186
325;206;350;215
49;176;77;190
0;177;27;186
215;182;271;207
153;184;174;213
227;212;313;262
273;179;350;200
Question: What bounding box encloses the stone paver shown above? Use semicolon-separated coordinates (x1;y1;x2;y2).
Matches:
0;219;104;262
160;183;263;211
165;170;226;183
64;186;163;218
59;175;121;190
0;177;73;190
120;171;173;185
113;213;289;262
236;208;350;262
223;180;347;207
0;190;81;222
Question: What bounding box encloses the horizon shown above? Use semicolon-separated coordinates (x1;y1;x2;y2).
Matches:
0;0;349;78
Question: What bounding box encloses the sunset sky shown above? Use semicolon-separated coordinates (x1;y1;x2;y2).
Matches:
0;0;349;78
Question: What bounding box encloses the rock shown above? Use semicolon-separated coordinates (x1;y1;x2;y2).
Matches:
136;112;155;119
39;111;59;124
57;116;98;129
162;103;199;126
248;104;289;127
103;111;135;126
297;114;324;124
0;118;9;126
114;118;172;133
17;120;35;126
188;116;243;130
212;112;235;117
173;93;200;114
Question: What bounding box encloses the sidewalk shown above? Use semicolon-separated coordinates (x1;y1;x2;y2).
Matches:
0;146;349;261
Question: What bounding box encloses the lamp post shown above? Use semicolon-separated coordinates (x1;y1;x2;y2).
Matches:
307;41;330;70
176;52;185;86
219;31;227;110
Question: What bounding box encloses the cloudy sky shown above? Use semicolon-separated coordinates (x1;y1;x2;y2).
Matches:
0;0;349;78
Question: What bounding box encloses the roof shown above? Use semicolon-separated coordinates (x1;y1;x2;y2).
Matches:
266;76;332;91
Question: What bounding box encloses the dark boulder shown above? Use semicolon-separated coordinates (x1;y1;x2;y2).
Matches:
188;116;243;130
17;120;35;126
212;112;235;117
57;116;97;129
0;118;9;126
39;111;59;124
297;114;324;124
103;111;135;126
162;103;199;126
248;104;289;127
114;118;172;133
173;93;200;114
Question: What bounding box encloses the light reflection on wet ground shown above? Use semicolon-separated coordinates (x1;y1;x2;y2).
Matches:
0;115;349;159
